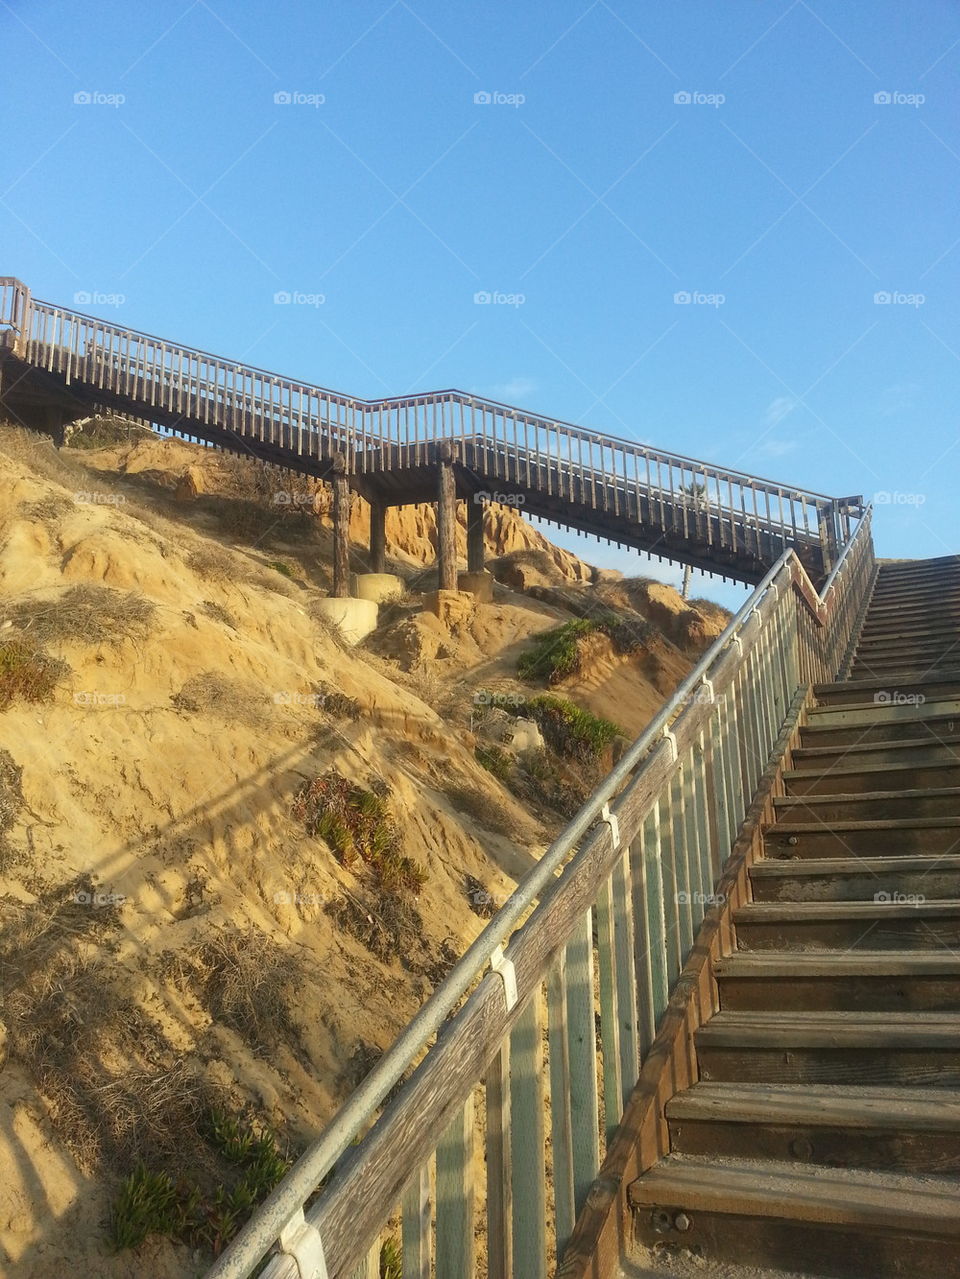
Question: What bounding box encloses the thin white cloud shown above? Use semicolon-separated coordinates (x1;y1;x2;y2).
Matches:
763;395;797;427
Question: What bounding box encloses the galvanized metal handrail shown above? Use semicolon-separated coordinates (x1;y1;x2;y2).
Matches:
204;507;874;1279
0;277;859;573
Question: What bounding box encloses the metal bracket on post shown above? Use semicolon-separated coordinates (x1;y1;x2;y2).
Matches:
489;944;518;1012
277;1208;328;1279
700;676;715;704
601;802;621;850
751;607;763;627
731;634;744;656
662;727;679;762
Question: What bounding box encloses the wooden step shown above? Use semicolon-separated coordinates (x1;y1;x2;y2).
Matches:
850;662;960;683
852;648;960;670
805;697;960;728
814;673;960;706
782;759;960;795
695;1010;960;1085
749;854;960;901
866;595;960;615
715;950;960;1011
665;1081;960;1173
791;737;960;769
629;1154;960;1276
853;616;960;639
798;714;960;749
733;899;960;950
765;817;960;858
773;786;960;823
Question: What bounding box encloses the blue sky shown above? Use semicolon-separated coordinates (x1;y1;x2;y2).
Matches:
2;0;958;605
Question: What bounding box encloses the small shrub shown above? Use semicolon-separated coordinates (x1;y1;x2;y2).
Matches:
187;546;235;582
267;559;299;580
293;770;425;895
518;618;595;684
381;1238;403;1279
475;742;511;780
5;585;155;648
111;1163;179;1250
524;695;620;764
0;639;69;710
171;672;270;729
199;600;237;629
0;748;24;869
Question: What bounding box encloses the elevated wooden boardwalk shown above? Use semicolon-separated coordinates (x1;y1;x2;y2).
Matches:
0;278;861;585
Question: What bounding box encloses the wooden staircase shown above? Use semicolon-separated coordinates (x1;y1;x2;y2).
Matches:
627;556;960;1278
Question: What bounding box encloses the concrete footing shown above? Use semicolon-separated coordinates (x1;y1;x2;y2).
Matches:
314;596;379;645
352;572;404;604
425;589;475;627
457;570;494;602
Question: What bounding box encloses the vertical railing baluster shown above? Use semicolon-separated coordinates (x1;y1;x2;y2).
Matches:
436;1095;474;1279
595;877;623;1143
486;1043;513;1279
401;1165;430;1279
565;910;600;1212
546;957;575;1258
510;990;546;1279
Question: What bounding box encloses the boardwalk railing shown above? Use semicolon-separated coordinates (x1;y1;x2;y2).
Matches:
0;278;859;574
203;508;875;1279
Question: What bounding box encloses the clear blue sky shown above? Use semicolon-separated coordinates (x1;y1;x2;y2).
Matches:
2;0;958;605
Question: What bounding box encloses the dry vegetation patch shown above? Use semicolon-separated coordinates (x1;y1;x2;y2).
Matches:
5;583;156;648
0;636;70;710
171;671;272;729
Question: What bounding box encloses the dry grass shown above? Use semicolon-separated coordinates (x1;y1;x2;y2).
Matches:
0;421;86;487
5;585;156;649
186;546;237;582
19;493;74;525
0;637;70;710
199;599;237;629
164;929;308;1062
0;748;24;869
171;672;272;729
65;415;155;450
0;881;227;1177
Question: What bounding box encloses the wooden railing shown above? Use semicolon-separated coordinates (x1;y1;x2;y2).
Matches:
201;509;875;1279
0;278;861;576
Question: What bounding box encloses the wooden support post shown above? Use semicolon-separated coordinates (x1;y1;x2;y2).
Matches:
331;457;350;598
466;494;485;573
437;449;457;592
369;500;386;574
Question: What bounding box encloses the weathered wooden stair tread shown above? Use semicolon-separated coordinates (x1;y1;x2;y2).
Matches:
665;1082;960;1131
629;1155;960;1233
772;817;960;833
751;854;960;877
792;738;960;760
774;786;960;805
814;672;960;695
805;699;960;719
696;1010;960;1048
715;951;960;977
734;900;960;923
783;761;960;783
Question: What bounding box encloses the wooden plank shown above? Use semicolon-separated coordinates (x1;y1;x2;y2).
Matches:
595;875;623;1143
401;1164;430;1279
435;1095;474;1279
485;1044;512;1279
611;847;641;1105
510;990;546;1279
437;453;457;591
546;957;576;1257
565;909;600;1214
